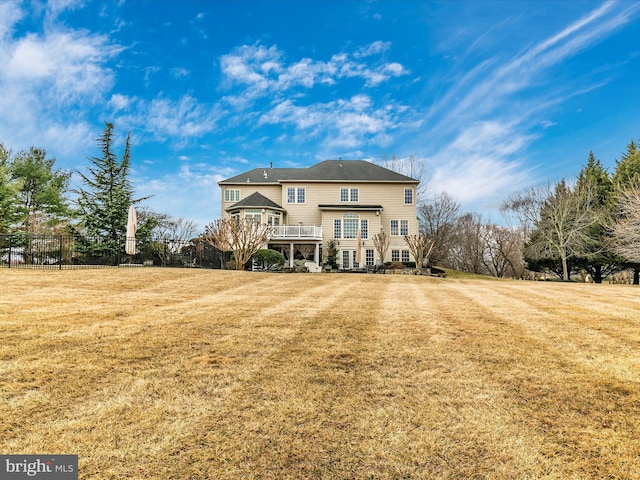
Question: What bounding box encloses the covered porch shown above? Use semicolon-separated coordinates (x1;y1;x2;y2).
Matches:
269;225;323;270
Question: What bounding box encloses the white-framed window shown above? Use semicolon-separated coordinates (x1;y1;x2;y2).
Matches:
360;219;368;239
402;250;410;263
340;187;359;202
366;249;374;266
225;189;240;202
245;209;262;222
343;214;358;239
353;250;358;267
287;187;305;204
390;220;399;236
404;188;413;205
400;220;409;236
334;219;341;239
392;250;400;262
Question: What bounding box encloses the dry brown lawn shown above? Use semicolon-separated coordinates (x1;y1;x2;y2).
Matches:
1;268;639;479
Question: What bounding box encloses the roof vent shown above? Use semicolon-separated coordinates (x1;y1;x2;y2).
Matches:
263;170;268;179
246;177;250;183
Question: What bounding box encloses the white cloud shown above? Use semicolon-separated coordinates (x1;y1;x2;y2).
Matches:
219;41;409;105
109;93;134;111
259;93;400;149
0;1;121;161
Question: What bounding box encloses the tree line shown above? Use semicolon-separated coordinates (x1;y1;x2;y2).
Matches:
0;123;198;259
417;139;640;283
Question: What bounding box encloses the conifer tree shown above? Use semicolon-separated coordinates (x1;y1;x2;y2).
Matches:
573;151;618;282
74;123;147;255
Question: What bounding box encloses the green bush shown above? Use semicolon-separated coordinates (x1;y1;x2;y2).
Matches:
252;249;285;270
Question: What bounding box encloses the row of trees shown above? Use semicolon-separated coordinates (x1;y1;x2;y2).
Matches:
1;123;198;263
507;142;640;283
413;139;640;283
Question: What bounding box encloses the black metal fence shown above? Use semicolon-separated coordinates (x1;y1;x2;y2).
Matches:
0;234;224;269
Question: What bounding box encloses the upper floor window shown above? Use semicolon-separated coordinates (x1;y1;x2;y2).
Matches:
225;189;240;203
404;188;413;205
360;219;368;239
390;220;399;236
287;187;306;204
339;187;359;202
343;213;359;239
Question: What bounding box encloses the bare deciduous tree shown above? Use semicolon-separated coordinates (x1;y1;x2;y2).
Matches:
523;181;602;281
482;224;526;278
372;231;390;265
419;192;460;266
610;182;640;263
451;212;486;274
151;215;198;265
382;154;430;203
203;218;274;270
404;234;435;272
296;244;315;260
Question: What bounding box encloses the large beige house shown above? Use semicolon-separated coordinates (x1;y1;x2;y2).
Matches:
218;160;419;270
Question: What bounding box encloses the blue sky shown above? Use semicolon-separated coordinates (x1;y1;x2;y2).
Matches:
1;0;639;229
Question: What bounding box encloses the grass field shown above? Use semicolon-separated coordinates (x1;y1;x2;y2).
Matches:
1;268;639;479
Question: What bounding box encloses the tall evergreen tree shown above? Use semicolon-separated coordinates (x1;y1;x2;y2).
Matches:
74;123;146;253
573;151;619;282
612;140;640;187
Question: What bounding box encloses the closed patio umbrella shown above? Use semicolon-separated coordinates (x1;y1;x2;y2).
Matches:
355;228;362;266
125;205;137;255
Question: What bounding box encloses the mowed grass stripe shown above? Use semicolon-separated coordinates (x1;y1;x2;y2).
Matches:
430;281;640;479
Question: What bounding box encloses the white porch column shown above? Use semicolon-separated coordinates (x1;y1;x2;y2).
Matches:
290;242;295;268
314;243;320;264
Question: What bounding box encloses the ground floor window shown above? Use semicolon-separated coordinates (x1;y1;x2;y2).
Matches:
391;250;400;262
402;250;410;263
366;249;374;266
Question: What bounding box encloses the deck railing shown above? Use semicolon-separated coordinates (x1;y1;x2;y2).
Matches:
271;225;323;239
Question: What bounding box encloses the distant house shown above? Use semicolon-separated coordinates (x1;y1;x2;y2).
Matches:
218;160;419;269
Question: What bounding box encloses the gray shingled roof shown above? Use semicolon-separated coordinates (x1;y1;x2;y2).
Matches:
218;160;418;185
226;191;284;211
